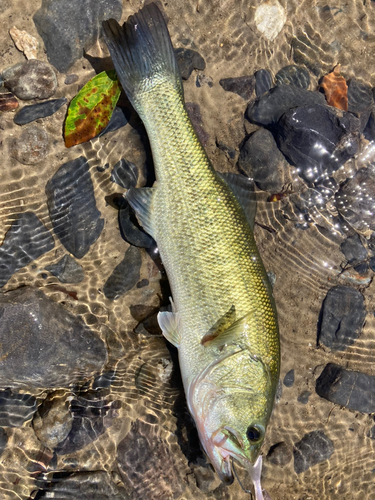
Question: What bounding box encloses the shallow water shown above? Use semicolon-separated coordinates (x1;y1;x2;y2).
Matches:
1;0;375;499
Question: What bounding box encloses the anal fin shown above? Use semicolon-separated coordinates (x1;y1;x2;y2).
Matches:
125;187;156;238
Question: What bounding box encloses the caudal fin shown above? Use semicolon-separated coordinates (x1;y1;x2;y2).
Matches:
102;3;182;107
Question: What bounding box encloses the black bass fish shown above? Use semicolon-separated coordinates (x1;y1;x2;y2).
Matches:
103;4;279;498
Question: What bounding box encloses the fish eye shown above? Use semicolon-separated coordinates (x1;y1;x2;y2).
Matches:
246;424;264;443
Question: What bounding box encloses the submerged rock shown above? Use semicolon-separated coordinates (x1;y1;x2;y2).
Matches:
293;430;334;474
347;78;373;114
98;106;128;137
335;165;375;235
246;85;326;127
45;254;85;283
283;369;295;388
238;128;287;193
0;212;54;288
292;34;322;77
254;1;286;41
10;124;50;165
3;60;57;100
33;0;122;73
318;286;366;351
55;392;120;455
275;65;310;89
267;441;292;466
46;156;104;259
64;74;79;85
34;471;124;499
316;363;375;413
103;245;142;300
117;419;185;500
0;429;8;457
174;48;206;80
0;91;18;111
297;390;312;404
119;203;155;249
255;69;273;97
14;98;67;125
219;75;255;100
0;287;107;390
110;158;138;189
0;390;37;427
277;104;359;184
340;234;367;265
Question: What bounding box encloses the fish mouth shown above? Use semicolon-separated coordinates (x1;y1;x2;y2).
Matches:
216;455;234;485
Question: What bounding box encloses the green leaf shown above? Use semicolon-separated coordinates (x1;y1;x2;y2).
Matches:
64;70;121;148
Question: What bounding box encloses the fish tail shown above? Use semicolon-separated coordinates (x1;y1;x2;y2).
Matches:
102;3;182;108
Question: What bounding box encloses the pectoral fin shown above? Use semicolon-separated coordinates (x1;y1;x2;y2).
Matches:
201;310;254;348
158;310;181;348
125;187;156;238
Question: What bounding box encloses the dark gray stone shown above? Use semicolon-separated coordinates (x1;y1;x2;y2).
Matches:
117;419;184;500
335;165;375;234
3;60;57;100
369;257;375;272
110;158;138;189
33;0;122;73
277;105;359;184
119;203;156;249
10;124;50;165
92;370;116;390
216;141;236;160
275;65;310;89
14;98;67;125
34;471;124;499
103;245;142;300
267;441;292;466
174;48;206;80
316;363;375;413
246;85;326;127
192;465;216;492
55;392;120;455
353;262;369;276
293;430;334;474
45;255;85;283
318;286;366;351
0;390;37;427
364;110;375;142
0;212;54;288
297;390;312;404
340;234;367;264
219;75;255;100
0;428;7;457
98;106;128;137
283;369;295;388
46;156;104;259
0;287;107;390
238;128;287;193
347;79;373;114
255;69;273;97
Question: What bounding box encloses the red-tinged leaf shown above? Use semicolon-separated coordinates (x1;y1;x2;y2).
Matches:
64;70;121;148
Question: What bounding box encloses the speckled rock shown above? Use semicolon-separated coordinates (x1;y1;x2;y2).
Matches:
219;75;255;100
340;234;367;265
46;156;104;259
14;98;67;125
55;392;120;455
98;106;128;137
45;254;85;283
174;48;205;80
3;60;57;100
277;105;359;184
318;286;366;351
10;124;50;165
316;363;375;413
238;128;287;193
0;287;107;390
64;74;79;85
34;471;124;499
293;430;334;474
103;245;142;300
33;391;73;449
246;85;326;127
110;158;138;189
335;165;375;235
267;441;292;466
275;65;310;89
255;69;273;97
119;203;155;249
33;0;122;73
117;419;185;499
0;212;54;288
0;390;37;427
283;369;295;388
